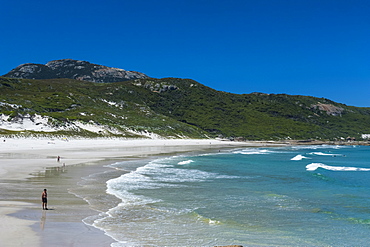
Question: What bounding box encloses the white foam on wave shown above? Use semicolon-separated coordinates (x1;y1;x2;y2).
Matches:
309;152;341;156
291;145;327;150
291;155;310;161
333;145;348;149
292;145;348;150
233;148;272;155
178;160;194;165
106;155;240;207
306;163;370;172
106;173;162;207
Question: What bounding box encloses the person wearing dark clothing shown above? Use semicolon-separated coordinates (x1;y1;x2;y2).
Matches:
42;189;48;210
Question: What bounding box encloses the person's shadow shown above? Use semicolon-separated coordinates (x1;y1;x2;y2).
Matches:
40;210;46;230
40;208;56;230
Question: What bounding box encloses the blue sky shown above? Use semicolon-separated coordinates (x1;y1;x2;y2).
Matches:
1;0;369;107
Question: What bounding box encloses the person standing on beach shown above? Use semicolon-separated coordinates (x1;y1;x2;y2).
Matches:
42;189;48;210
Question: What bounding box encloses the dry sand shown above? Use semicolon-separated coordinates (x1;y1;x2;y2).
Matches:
0;138;272;247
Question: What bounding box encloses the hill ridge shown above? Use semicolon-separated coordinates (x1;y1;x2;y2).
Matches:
3;59;148;83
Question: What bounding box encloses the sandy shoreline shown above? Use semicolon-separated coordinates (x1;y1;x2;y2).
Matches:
0;138;269;247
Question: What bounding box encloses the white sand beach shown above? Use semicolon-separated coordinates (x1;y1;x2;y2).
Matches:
0;137;266;247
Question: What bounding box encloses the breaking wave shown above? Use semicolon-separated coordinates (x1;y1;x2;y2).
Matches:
309;152;342;156
306;163;370;172
291;155;310;161
178;160;194;165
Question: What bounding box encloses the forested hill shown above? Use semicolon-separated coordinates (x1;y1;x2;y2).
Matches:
1;76;370;140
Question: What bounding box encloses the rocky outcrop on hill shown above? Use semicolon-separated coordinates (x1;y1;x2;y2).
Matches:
133;79;178;93
3;59;149;83
311;103;344;116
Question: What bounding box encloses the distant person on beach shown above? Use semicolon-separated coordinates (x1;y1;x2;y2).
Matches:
57;156;60;162
42;189;48;210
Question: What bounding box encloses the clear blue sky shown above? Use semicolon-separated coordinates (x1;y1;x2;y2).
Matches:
1;0;369;107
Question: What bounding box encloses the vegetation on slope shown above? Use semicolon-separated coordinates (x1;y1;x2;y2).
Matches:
0;77;208;138
135;78;370;140
1;76;370;140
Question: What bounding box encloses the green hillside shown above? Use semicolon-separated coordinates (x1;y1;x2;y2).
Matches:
1;76;370;140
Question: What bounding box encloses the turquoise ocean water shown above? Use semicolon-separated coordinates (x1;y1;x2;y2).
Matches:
85;145;370;246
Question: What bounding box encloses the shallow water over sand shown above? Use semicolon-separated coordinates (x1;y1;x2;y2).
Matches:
77;145;370;246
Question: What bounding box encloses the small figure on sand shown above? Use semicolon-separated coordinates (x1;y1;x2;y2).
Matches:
57;156;60;162
42;189;48;210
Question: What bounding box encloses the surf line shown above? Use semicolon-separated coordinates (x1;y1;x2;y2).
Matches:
306;163;370;171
